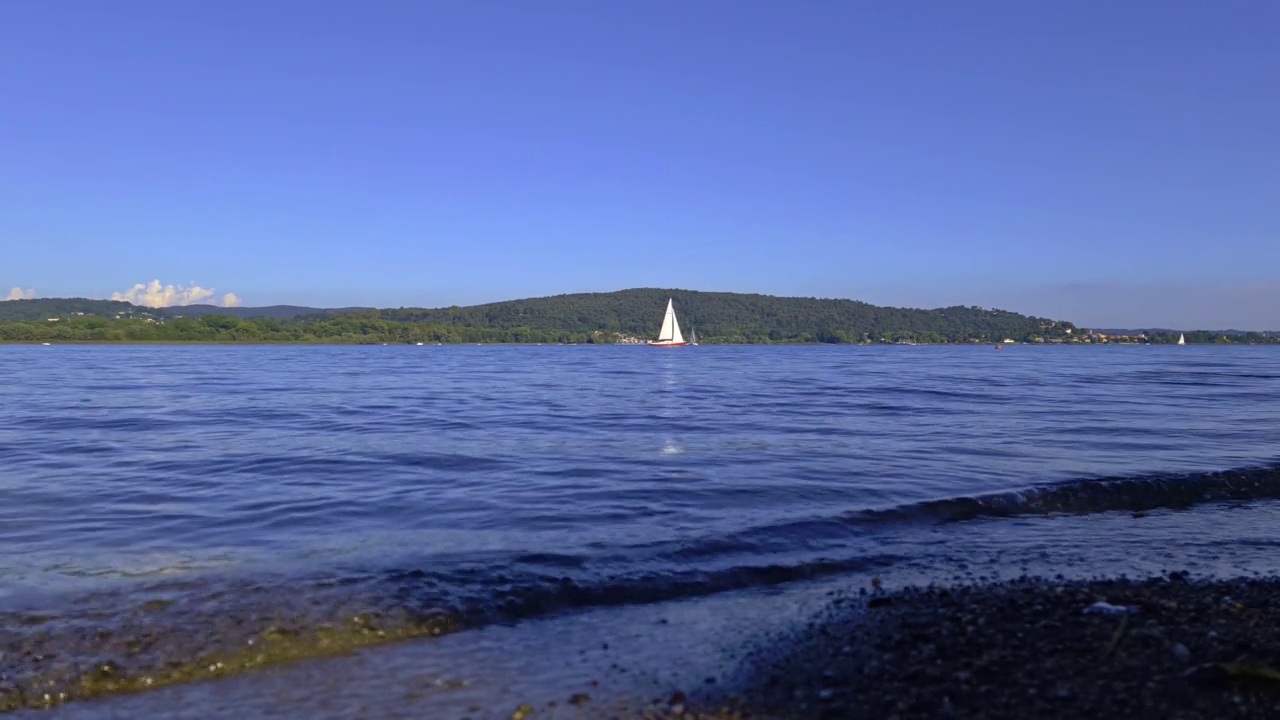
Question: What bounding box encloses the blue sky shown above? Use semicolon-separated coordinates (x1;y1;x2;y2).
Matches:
2;0;1277;327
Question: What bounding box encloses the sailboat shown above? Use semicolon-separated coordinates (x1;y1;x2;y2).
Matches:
648;298;687;347
1177;333;1186;345
690;326;698;346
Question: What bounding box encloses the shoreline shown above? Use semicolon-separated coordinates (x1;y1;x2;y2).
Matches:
0;341;1268;347
12;574;1280;718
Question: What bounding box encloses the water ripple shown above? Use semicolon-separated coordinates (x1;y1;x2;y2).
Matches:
0;344;1277;607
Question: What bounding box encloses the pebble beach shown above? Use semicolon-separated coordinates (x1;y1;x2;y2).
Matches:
647;574;1280;720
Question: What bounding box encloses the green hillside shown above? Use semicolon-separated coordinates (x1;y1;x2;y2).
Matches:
0;298;160;322
375;288;1076;344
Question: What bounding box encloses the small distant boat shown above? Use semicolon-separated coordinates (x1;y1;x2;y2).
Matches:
41;342;51;346
1177;333;1186;345
648;298;688;347
690;326;699;346
416;342;424;346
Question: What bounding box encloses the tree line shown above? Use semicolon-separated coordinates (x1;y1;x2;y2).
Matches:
0;316;616;344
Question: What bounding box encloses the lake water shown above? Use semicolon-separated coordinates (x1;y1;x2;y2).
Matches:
2;345;1279;717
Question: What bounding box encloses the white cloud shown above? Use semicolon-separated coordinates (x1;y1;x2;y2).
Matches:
111;280;242;308
5;287;36;301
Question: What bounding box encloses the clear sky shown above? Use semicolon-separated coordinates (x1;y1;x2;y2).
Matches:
2;0;1277;328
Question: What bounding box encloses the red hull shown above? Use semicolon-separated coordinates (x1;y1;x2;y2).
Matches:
647;341;688;347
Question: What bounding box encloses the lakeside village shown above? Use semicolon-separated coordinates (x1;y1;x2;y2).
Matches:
606;329;1269;345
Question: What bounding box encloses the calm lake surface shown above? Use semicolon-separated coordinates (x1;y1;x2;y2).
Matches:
2;344;1279;717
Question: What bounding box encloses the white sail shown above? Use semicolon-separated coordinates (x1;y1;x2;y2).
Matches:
655;298;685;344
1177;333;1186;345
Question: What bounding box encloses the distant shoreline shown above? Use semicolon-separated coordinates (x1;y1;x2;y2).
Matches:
5;292;1275;345
2;341;1273;348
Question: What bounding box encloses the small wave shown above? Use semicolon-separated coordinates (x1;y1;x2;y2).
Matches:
529;466;629;479
604;465;1280;571
380;452;512;472
511;552;590;568
846;465;1280;526
381;554;902;625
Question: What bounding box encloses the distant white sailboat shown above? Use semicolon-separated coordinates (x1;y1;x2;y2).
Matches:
1177;333;1186;346
690;326;698;346
648;298;687;347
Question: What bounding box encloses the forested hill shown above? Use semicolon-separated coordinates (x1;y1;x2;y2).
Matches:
376;288;1075;343
0;298;161;322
